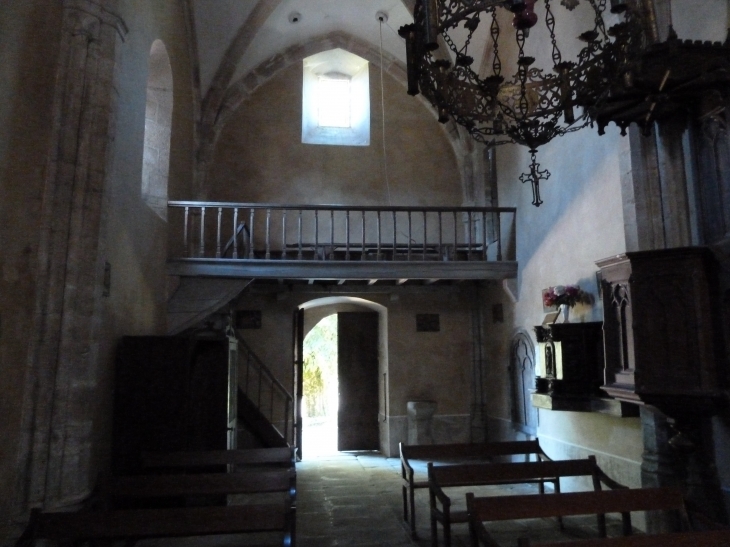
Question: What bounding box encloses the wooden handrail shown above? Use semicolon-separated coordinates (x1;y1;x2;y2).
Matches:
168;201;516;264
237;334;293;445
169;201;516;214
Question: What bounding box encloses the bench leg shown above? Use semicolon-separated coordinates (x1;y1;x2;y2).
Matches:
402;485;408;523
410;487;417;538
597;513;607;538
554;479;564;531
431;514;438;547
444;517;452;547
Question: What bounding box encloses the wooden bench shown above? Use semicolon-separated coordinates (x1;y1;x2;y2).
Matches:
400;440;552;539
466;487;691;547
141;446;296;471
109;467;296;502
429;456;626;547
516;529;730;547
15;503;294;546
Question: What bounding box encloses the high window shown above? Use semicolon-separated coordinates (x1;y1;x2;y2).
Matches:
142;39;173;219
302;49;369;146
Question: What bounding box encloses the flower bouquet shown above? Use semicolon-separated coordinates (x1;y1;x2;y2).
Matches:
542;285;591;309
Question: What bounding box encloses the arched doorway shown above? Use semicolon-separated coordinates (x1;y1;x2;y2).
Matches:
301;314;339;456
295;297;388;459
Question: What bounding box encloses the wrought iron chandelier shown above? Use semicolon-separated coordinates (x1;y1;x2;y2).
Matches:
399;0;645;206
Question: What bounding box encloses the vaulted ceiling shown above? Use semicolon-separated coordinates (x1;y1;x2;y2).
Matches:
192;0;417;98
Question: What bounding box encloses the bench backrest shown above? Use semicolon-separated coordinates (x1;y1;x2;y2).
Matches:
401;440;549;470
467;487;689;524
110;468;296;499
517;529;730;547
429;457;600;490
140;447;295;469
21;504;292;544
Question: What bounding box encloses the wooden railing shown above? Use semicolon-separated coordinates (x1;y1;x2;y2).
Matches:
237;334;293;446
168;202;516;263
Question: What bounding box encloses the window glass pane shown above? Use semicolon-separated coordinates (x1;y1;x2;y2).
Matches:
318;77;351;128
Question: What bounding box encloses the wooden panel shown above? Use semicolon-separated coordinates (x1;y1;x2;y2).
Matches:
430;458;599;487
596;248;725;406
401;440;545;461
167;258;518;281
35;504;289;540
141;447;295;469
468;487;685;522
111;469;294;498
524;529;730;547
113;337;229;476
338;312;380;451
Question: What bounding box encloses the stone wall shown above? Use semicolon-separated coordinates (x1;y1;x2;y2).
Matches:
206;61;464;207
0;1;64;538
0;0;196;540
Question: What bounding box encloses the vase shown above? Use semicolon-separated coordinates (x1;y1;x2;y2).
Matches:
560;304;570;323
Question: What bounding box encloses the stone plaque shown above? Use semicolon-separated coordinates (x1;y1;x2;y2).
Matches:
236;310;262;329
416;313;440;332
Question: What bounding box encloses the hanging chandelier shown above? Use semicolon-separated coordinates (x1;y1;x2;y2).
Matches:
399;0;645;206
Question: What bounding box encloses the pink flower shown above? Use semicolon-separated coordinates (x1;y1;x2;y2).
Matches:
543;284;590;308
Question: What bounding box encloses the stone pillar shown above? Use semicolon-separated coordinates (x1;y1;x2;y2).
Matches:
14;0;126;516
640;406;680;533
407;401;437;445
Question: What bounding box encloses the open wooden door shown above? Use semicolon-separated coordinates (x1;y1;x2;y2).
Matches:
337;312;379;451
227;336;239;450
293;307;304;459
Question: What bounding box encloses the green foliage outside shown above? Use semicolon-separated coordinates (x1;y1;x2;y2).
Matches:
303;314;338;418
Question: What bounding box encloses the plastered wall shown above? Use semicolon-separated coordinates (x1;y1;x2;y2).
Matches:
233;284;478;458
94;0;196;473
485;101;643;489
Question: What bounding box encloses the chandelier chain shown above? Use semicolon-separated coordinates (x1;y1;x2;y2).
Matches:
544;0;563;67
588;0;608;39
516;30;530;119
397;0;730;205
490;8;502;76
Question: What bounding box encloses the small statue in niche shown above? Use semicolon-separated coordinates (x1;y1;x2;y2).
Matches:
545;343;556;379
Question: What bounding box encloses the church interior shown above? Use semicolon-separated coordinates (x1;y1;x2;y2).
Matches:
1;0;730;545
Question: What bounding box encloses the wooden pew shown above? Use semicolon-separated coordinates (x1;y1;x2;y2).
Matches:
400;440;552;539
429;456;626;547
466;487;690;547
516;529;730;547
15;503;294;546
141;446;296;471
109;467;296;502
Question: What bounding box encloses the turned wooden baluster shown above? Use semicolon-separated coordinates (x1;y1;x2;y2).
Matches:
346;210;350;261
297;210;303;260
329;209;334;260
199;206;206;257
183;206;189;257
233;207;239;259
314;210;319;260
281;210;287;260
248;208;255;259
216;207;223;258
422;211;427;260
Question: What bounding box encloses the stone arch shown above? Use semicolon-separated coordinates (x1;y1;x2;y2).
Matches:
142;39;173;219
197;31;467;198
509;329;538;436
298;296;389;453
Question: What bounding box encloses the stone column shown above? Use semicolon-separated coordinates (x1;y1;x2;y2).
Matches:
640;406;681;533
14;0;126;516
